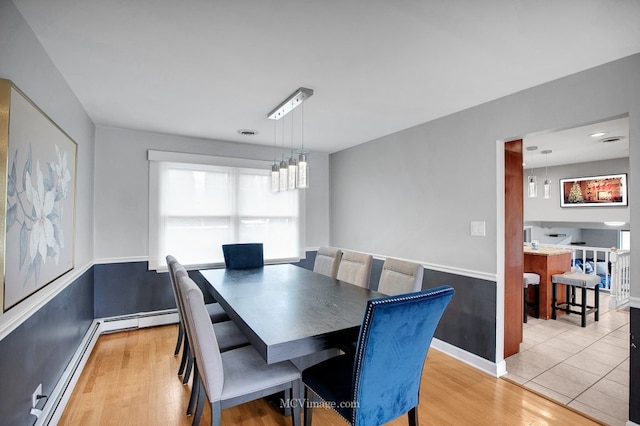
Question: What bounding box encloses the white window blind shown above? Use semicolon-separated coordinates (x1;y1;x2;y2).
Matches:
148;151;303;270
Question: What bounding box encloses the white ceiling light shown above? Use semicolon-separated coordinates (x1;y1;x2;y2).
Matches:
589;132;606;138
604;221;626;227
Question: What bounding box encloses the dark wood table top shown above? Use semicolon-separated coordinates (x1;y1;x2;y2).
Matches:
199;264;384;364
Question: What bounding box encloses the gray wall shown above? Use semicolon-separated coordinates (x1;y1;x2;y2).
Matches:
330;53;639;292
525;157;629;224
0;0;96;423
93;126;330;260
329;52;640;422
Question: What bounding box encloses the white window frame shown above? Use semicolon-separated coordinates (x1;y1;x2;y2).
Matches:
148;150;305;271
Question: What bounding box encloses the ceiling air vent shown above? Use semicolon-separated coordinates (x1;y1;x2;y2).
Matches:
599;136;623;143
237;129;258;136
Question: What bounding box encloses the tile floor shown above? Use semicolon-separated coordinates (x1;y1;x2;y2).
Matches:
504;292;630;425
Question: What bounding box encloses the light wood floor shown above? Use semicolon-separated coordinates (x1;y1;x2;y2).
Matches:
59;325;603;425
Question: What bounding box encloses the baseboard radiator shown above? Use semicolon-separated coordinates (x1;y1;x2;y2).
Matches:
38;310;178;425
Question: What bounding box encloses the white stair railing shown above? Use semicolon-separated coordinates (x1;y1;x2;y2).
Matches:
610;249;631;309
533;243;630;308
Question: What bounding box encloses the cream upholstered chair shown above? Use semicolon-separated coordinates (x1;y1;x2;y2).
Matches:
180;275;301;426
377;258;424;296
313;247;343;278
336;250;373;288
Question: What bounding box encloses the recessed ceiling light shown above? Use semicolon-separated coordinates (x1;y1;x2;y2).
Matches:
590;132;606;138
237;129;258;136
604;221;625;227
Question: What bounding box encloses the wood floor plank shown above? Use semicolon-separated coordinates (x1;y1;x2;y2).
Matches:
59;325;603;425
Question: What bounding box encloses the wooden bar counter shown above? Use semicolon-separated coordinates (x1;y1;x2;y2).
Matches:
524;246;572;319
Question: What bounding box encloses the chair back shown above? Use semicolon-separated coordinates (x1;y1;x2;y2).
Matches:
179;275;225;402
336;250;372;288
350;286;454;425
377;258;424;295
313;247;343;278
222;243;264;269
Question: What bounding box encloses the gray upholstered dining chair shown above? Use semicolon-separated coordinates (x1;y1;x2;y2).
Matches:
312;247;342;278
377;258;424;296
180;275;301;426
174;266;251;417
336;250;373;288
302;286;454;426
166;255;231;380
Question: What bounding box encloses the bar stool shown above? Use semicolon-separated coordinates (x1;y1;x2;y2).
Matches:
551;272;601;327
523;273;540;323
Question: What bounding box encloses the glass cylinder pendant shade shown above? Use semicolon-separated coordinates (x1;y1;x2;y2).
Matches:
297;153;309;189
527;175;537;198
288;157;298;190
271;163;280;193
543;178;551;199
279;160;289;192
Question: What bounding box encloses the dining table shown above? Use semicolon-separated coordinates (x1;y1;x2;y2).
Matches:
199;264;385;365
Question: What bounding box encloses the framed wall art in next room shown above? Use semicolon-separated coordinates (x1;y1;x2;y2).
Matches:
559;173;627;208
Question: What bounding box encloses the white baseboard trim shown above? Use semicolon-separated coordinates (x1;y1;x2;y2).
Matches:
627;421;639;426
38;320;101;426
431;338;505;378
40;310;178;425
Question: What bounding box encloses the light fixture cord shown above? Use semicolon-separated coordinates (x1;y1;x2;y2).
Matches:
301;101;305;153
290;100;295;156
545;152;548;178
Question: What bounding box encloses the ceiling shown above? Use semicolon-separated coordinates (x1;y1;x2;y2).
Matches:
524;116;629;169
12;0;640;154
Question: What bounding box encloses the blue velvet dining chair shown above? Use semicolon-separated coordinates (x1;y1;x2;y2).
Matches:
222;243;264;269
301;285;454;426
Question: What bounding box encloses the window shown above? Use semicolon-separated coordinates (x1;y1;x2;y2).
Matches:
148;151;303;270
620;230;630;250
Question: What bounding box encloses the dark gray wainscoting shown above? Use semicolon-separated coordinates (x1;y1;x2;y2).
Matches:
94;261;218;318
296;251;496;362
630;307;639;424
422;270;496;362
0;269;93;426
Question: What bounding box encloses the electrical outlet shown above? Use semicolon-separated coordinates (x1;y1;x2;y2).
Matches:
32;384;42;408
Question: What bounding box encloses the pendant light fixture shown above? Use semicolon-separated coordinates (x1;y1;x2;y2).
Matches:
287;100;298;190
297;101;309;188
526;146;538;198
267;87;313;191
541;149;552;199
278;111;288;192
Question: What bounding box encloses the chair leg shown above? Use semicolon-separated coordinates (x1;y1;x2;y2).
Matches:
192;378;206;426
174;324;184;356
304;386;313;426
178;336;189;377
523;286;528;323
534;285;539;318
595;285;600;322
551;282;557;320
581;287;587;327
187;362;199;416
408;407;418;426
183;346;194;385
211;401;222;426
290;381;301;426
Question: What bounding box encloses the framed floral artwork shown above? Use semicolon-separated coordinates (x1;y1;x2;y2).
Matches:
559;173;627;207
0;79;77;312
